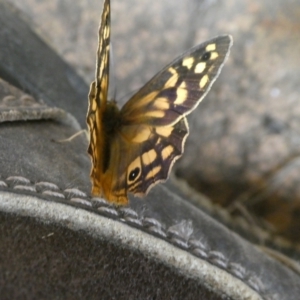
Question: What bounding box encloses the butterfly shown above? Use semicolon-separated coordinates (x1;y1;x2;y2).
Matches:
87;0;232;205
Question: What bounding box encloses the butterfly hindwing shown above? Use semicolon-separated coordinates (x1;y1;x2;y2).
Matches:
121;35;232;126
99;117;189;204
122;118;189;196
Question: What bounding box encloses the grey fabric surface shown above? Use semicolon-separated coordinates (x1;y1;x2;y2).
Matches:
0;212;230;300
0;0;88;127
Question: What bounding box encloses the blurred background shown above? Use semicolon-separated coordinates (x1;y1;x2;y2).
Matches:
7;0;300;250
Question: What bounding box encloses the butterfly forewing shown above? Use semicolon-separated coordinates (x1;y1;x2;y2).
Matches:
121;35;232;126
87;0;111;196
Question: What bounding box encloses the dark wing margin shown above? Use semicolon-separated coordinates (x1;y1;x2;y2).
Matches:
121;35;233;126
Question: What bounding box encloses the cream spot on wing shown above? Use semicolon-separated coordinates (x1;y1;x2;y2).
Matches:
91;100;97;111
104;26;110;40
156;138;162;145
135;91;159;108
182;57;194;69
174;81;187;105
142;149;157;166
210;52;219;60
144;110;165;118
92;130;97;144
99;63;105;81
199;75;209;89
194;62;206;74
161;145;174;160
169;67;177;74
130;125;152;143
164;67;179;87
154;97;170;110
206;43;216;51
156;126;173;137
145;165;162;180
100;74;109;95
208;65;215;73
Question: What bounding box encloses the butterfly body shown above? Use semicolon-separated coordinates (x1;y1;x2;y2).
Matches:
87;0;232;205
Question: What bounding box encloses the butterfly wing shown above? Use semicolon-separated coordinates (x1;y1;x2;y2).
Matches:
87;0;110;196
121;118;189;197
121;35;233;126
112;35;233;198
100;117;189;204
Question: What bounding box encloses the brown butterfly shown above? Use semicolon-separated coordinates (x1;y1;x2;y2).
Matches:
87;0;232;205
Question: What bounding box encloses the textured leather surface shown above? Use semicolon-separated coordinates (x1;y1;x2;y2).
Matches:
0;212;232;300
0;1;300;299
0;0;88;127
